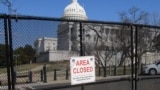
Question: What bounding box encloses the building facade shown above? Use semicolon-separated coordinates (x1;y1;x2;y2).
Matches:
34;37;57;56
57;0;88;51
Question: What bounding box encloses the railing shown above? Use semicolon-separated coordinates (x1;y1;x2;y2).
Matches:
0;14;160;90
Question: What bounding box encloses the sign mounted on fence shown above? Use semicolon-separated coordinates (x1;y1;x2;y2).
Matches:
70;56;95;85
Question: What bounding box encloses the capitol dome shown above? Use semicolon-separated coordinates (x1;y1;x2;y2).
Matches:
62;0;88;20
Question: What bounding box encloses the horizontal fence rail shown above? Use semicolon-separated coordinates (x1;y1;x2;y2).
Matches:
0;14;160;90
32;75;160;90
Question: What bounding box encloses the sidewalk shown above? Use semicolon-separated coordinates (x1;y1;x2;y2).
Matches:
0;75;130;90
11;75;130;90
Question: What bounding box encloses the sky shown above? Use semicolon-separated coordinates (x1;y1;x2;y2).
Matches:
0;0;160;22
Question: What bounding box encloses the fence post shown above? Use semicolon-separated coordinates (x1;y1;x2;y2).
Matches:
0;80;1;85
66;68;69;80
15;71;17;84
43;65;47;83
103;67;107;77
40;69;43;82
123;64;126;75
28;71;32;83
54;69;57;81
114;65;117;76
141;63;143;75
109;65;112;75
13;71;16;84
98;66;101;76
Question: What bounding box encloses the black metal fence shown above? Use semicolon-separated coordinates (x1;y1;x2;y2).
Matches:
0;14;160;90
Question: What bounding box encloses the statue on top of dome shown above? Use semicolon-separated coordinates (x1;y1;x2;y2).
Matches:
72;0;78;2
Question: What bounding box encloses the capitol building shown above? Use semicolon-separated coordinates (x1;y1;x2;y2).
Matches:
34;0;159;65
34;0;89;62
34;0;118;63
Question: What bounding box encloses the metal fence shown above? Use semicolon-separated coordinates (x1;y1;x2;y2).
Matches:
0;14;160;90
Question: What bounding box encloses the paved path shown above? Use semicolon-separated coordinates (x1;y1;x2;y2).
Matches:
31;64;50;71
4;75;130;90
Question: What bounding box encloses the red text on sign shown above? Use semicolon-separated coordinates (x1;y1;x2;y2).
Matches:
76;60;90;66
73;66;93;74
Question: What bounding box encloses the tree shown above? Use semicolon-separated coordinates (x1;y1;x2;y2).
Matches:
150;12;160;25
83;23;116;77
118;7;160;68
0;0;17;14
13;44;35;65
150;12;160;52
119;7;149;24
0;44;7;67
115;26;131;66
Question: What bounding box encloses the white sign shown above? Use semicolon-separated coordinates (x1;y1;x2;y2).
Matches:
70;56;95;85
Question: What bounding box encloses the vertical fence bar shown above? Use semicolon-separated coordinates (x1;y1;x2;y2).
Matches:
4;15;12;90
80;22;83;56
131;25;134;90
82;28;85;56
135;26;138;90
8;16;15;90
80;22;84;90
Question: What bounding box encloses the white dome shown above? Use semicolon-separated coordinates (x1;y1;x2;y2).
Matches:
62;0;88;20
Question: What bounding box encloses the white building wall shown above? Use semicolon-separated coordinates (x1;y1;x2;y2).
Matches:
49;51;78;61
36;51;79;62
36;53;49;62
34;37;57;56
